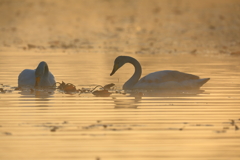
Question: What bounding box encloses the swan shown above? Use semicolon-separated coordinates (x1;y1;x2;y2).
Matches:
18;61;55;88
110;56;210;90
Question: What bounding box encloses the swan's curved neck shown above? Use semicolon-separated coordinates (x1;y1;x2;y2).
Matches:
36;62;49;77
43;64;49;77
123;57;142;90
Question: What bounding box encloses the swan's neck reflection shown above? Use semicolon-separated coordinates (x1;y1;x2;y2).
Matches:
112;93;142;109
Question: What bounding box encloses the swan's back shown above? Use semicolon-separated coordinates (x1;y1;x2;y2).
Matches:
18;69;55;88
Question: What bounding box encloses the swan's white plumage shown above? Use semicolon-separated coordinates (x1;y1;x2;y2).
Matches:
18;61;55;88
110;56;210;90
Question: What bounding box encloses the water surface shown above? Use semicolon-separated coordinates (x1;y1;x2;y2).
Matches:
0;52;240;160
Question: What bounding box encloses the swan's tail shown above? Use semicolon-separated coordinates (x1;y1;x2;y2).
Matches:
197;78;210;87
179;78;210;89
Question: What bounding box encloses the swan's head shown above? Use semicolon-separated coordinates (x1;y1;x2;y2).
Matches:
35;61;49;86
110;56;129;76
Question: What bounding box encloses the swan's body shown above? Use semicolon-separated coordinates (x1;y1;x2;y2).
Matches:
110;56;210;90
18;61;55;88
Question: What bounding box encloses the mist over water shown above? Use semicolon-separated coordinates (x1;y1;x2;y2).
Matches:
1;0;240;160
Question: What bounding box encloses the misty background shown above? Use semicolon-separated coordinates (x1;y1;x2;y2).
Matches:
0;0;240;54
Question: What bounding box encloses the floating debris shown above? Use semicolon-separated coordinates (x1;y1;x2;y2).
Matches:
27;44;45;50
81;122;134;131
215;130;226;133
205;124;214;126
50;126;59;132
91;83;115;97
56;81;78;93
3;132;12;135
168;128;182;130
103;83;115;90
235;125;239;131
5;81;120;97
92;90;111;97
62;121;68;124
82;123;113;130
229;119;235;126
14;87;20;90
55;81;116;96
103;125;108;128
190;49;197;55
96;157;101;160
179;124;186;131
230;51;240;56
221;119;240;131
0;88;6;93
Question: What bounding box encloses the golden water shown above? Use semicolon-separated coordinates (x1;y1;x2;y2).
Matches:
0;51;240;160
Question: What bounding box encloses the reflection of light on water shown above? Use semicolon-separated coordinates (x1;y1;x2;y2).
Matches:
124;89;206;97
113;98;138;108
112;94;142;109
19;88;54;98
1;52;240;159
111;89;207;108
17;88;54;108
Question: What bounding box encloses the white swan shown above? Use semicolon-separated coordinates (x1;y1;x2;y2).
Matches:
110;56;210;90
18;61;55;88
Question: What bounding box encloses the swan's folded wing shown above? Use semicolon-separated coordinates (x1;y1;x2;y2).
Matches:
48;71;56;86
134;78;209;90
134;70;209;90
139;70;199;83
18;69;36;87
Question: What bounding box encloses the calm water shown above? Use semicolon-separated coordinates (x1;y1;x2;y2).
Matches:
0;51;240;160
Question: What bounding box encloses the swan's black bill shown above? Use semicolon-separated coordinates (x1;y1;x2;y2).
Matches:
110;64;118;76
110;69;115;76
